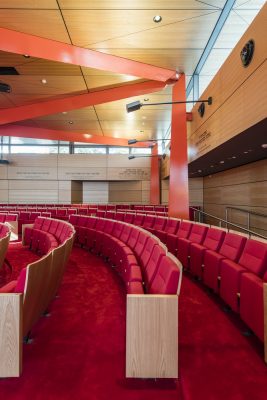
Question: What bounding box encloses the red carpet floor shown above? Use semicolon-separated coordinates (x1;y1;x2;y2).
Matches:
0;245;267;400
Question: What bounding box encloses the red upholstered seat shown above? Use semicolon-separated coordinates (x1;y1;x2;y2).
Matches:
202;232;247;292
139;237;159;269
177;224;208;268
106;211;115;219
141;215;155;230
219;239;267;312
190;228;226;277
149;255;181;294
33;217;46;230
115;212;125;221
120;225;132;244
143;245;166;289
166;220;192;256
134;231;149;258
40;218;52;232
240;270;267;341
146;216;166;235
124;213;135;224
133;214;145;226
127;281;144;294
126;228;140;250
69;215;79;225
48;220;59;236
156;218;180;244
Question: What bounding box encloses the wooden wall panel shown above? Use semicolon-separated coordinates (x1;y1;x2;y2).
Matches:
8;180;58;190
109;181;148;204
9;190;58;204
83;182;109;204
203;159;267;236
160;178;203;207
188;5;267;162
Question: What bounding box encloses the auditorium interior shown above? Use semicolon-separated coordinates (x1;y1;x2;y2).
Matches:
0;1;266;399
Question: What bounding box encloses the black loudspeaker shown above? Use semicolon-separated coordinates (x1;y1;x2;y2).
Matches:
198;102;205;118
240;40;254;67
0;82;11;93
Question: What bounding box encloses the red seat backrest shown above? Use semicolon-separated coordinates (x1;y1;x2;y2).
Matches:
177;221;193;239
133;214;145;226
144;245;166;287
203;228;226;251
134;231;149;258
69;215;79;225
49;220;59;235
239;239;267;276
42;219;52;232
126;227;140;249
149;255;180;294
111;222;124;239
124;214;134;224
105;220;115;235
120;225;132;243
152;217;167;231
219;232;247;261
142;215;156;228
139;237;159;268
165;219;180;234
188;224;208;244
34;217;46;230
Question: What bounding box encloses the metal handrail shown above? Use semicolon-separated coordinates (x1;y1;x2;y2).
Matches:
225;206;267;232
191;207;267;240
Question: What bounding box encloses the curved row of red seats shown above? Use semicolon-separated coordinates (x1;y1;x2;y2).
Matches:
24;217;74;256
69;215;182;296
95;211;267;345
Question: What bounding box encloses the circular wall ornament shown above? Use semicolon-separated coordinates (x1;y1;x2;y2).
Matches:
240;40;255;67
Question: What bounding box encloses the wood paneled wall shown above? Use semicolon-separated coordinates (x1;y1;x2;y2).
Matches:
161;178;203;207
203;159;267;236
0;154;150;204
188;5;267;162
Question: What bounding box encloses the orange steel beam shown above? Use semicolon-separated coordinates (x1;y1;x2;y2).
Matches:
168;74;189;219
0;27;177;83
0;80;166;125
150;144;160;204
0;125;151;147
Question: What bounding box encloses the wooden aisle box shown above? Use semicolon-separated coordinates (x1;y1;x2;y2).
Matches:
0;294;22;378
126;294;178;378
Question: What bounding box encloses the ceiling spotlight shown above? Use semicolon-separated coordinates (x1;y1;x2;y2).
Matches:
198;170;202;173
126;101;142;113
23;54;30;58
62;111;67;114
68;121;73;124
144;98;149;102
153;15;162;23
210;165;214;168
41;79;47;84
220;160;225;164
261;144;267;148
232;156;236;159
243;151;248;154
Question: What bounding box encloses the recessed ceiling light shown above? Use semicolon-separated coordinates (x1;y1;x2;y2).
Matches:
23;54;30;58
140;130;144;133
62;111;67;114
243;151;248;154
144;98;149;102
210;165;214;168
232;156;236;159
198;170;202;173
220;160;224;164
68;121;73;124
261;144;267;148
41;79;47;84
153;15;162;23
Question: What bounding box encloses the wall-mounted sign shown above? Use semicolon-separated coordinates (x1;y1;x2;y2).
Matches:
240;40;255;67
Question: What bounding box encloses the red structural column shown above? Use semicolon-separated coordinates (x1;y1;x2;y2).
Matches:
168;74;189;219
150;144;160;205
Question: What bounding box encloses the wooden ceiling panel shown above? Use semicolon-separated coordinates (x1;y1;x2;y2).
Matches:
0;10;70;42
0;1;59;8
101;127;167;140
85;49;202;75
63;9;219;48
2;94;70;107
100;119;170;133
94;93;173;111
16;60;82;76
0;76;87;95
84;74;137;90
96;108;171;122
59;1;226;10
34;119;103;134
35;107;98;121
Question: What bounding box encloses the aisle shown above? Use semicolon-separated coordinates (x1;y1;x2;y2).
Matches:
0;246;266;400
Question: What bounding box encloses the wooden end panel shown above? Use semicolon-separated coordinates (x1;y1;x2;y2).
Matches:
264;283;267;363
126;294;178;379
0;294;22;378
